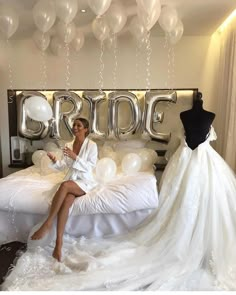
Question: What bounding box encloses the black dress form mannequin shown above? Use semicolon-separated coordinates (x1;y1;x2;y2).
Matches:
180;92;215;150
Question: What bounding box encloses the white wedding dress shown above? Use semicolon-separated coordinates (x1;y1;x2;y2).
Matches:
2;126;236;291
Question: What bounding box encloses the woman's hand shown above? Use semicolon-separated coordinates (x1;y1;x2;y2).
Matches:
47;152;57;163
63;147;77;160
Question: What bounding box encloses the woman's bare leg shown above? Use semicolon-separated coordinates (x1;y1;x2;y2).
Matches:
31;180;85;240
52;193;75;262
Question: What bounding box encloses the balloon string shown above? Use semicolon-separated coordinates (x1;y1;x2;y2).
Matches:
167;40;172;92
98;40;104;92
112;34;118;91
135;40;141;91
163;33;168;90
6;39;14;104
171;45;175;91
65;42;71;91
165;33;176;93
40;34;47;91
145;31;152;92
164;34;176;109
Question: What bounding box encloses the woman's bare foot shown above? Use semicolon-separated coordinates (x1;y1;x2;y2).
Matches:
53;243;62;262
31;222;52;240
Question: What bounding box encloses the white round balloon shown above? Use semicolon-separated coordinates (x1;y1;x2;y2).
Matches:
0;4;19;39
137;149;155;171
33;0;56;33
106;151;120;166
92;16;110;41
158;6;178;33
137;1;161;31
72;30;85;52
57;21;76;44
55;0;78;24
104;34;116;50
50;36;64;56
136;0;160;15
96;157;117;182
99;145;113;159
50;148;63;160
106;3;127;34
88;0;112;16
40;154;54;175
168;19;184;44
25;96;53;121
44;142;58;152
121;153;142;175
129;16;147;42
33;30;50;51
32;150;47;167
148;149;158;163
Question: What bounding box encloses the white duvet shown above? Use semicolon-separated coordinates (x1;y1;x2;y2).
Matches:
0;166;159;216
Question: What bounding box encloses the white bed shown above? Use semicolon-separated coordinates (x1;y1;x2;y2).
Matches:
0;166;159;244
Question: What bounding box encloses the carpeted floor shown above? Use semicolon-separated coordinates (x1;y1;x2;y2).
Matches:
0;241;27;287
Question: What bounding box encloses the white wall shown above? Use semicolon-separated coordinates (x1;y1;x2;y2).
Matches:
0;35;212;176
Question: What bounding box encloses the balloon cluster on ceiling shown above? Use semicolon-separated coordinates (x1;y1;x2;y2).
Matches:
0;0;184;54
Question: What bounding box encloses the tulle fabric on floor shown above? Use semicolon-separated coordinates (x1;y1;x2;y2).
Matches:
2;127;236;291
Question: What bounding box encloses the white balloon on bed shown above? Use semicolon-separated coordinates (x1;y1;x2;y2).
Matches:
106;151;120;166
99;145;113;158
137;149;156;171
44;142;58;152
51;148;63;160
121;153;141;175
40;155;55;175
148;149;158;163
44;142;63;160
96;157;117;182
32;150;47;167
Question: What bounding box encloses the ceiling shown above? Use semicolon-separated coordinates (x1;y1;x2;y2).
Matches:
0;0;236;40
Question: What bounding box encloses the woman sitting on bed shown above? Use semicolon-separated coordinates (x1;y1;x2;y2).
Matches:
31;117;98;262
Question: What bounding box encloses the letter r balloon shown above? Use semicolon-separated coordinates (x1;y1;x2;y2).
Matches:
51;91;83;139
83;91;106;139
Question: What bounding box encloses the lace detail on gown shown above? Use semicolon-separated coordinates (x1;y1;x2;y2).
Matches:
207;125;217;141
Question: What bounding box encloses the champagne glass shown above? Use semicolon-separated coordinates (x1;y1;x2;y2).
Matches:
57;140;69;164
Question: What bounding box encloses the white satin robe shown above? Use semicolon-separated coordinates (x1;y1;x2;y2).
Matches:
51;137;98;193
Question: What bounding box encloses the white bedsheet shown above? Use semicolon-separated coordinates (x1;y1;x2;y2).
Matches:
0;166;159;243
0;166;158;215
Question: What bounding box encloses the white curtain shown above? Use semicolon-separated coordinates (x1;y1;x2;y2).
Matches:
214;15;236;172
